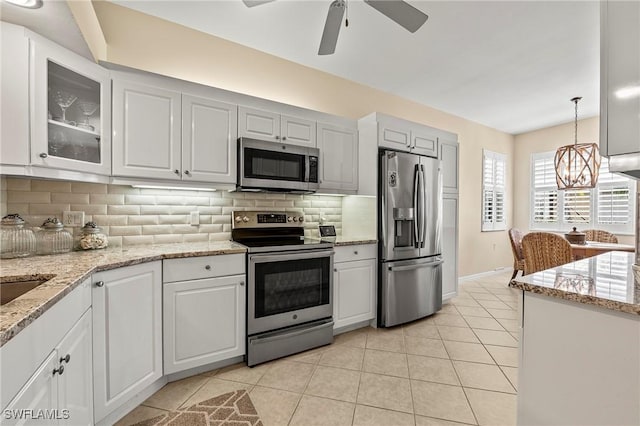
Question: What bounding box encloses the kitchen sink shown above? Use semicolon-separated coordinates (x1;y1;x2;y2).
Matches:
0;275;55;305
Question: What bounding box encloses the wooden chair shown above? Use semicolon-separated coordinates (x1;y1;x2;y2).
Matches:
521;232;573;275
508;228;525;279
583;229;618;243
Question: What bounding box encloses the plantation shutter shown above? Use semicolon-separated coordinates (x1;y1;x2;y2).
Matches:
531;154;559;227
482;150;507;231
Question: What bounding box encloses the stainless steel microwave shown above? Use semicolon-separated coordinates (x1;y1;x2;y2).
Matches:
237;137;319;192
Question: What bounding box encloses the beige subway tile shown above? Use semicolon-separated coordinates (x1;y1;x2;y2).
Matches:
222;224;232;232
222;191;245;199
233;199;254;207
6;178;31;191
71;182;107;194
171;224;198;234
93;215;128;226
72;204;107;215
128;215;158;225
155;195;185;205
275;201;295;207
107;236;123;247
169;206;193;215
263;193;286;200
140;205;170;215
197;206;222;215
6;204;29;215
254;200;275;207
123;235;154;246
7;191;50;204
142;225;172;235
125;194;157;205
183;196;209;206
210;197;233;207
311;200;328;208
212;215;231;224
108;185;139;194
209;232;231;241
91;194;124;205
222;207;235;215
31;180;71;193
198;224;223;233
183;233;209;243
153;234;183;244
285;194;304;201
108;205;140;215
51;193;89;204
109;225;142;236
294;200;312;208
159;215;187;224
28;203;69;216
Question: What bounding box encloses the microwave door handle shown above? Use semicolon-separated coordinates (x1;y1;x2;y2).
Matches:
413;164;420;249
304;156;310;183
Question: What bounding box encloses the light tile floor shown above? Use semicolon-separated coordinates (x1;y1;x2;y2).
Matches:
117;270;519;426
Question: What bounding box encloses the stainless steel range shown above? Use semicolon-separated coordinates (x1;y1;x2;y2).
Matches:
232;211;334;367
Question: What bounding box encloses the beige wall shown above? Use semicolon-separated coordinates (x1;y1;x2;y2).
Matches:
513;115;633;245
80;2;516;276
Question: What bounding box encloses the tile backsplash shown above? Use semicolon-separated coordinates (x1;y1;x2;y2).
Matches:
1;177;343;247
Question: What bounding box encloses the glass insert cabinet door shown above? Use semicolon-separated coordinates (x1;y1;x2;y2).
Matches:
30;37;111;175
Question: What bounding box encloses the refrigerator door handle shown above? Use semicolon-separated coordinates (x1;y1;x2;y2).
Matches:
419;164;426;248
389;259;444;272
413;164;420;248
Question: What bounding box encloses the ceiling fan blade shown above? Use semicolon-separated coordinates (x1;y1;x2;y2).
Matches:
318;0;346;55
364;0;428;33
242;0;275;7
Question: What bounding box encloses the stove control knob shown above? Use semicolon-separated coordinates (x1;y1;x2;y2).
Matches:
235;215;243;223
298;216;304;223
287;216;293;222
292;217;298;222
242;216;250;223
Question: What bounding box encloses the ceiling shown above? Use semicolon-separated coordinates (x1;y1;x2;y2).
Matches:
0;0;600;136
109;0;601;135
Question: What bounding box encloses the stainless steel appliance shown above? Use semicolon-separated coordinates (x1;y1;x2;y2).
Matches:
232;211;334;366
379;149;443;327
237;138;319;193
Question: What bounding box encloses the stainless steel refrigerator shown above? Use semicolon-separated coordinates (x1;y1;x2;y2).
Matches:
378;149;443;327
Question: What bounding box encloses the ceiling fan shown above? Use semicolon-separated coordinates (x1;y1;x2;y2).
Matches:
242;0;429;55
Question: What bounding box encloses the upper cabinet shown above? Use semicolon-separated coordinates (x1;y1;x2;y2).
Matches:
317;122;358;192
600;1;640;157
377;114;438;158
239;106;316;147
112;76;237;186
31;37;111;175
440;139;459;194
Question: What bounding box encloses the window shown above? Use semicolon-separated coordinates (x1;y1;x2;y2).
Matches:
482;150;507;231
530;151;636;234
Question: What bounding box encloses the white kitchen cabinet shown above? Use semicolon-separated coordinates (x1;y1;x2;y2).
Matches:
440;139;459;194
3;309;93;426
317;122;358;192
112;79;237;185
410;127;438;158
30;35;111;175
600;1;640;157
333;245;376;330
442;196;459;301
239;106;316;147
92;261;162;423
376;114;438;157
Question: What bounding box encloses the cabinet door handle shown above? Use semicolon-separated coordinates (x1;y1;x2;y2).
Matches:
39;152;48;158
174;169;180;175
205;265;211;270
60;354;71;364
184;170;190;176
95;281;104;287
52;365;64;376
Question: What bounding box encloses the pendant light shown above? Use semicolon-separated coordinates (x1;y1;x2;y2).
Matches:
554;97;600;190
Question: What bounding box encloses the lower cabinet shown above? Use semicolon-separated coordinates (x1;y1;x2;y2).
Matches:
333;245;376;330
442;196;459;300
162;254;246;374
4;309;93;426
92;261;162;424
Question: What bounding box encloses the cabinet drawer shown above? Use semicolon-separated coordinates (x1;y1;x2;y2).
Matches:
163;254;245;283
334;244;377;263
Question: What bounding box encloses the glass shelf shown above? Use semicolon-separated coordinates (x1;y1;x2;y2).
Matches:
48;119;100;137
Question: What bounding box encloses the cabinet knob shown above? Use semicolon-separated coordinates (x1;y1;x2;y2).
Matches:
240;281;245;286
334;268;337;272
39;152;48;158
354;251;359;255
275;135;280;140
184;170;190;176
95;281;104;287
282;136;287;141
60;354;71;364
205;265;211;270
174;169;180;175
52;365;64;376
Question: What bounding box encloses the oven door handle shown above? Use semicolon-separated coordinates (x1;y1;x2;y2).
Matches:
250;249;335;263
249;320;334;345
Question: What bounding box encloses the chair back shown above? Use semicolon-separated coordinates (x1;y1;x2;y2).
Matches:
583;229;618;243
508;228;525;262
521;232;573;275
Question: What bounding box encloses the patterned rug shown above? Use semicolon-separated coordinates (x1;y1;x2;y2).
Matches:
133;389;263;426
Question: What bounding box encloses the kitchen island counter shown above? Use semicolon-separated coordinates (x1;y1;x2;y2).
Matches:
0;241;247;347
509;251;640;425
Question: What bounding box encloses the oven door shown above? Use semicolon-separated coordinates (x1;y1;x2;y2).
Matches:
238;137;312;191
248;248;334;335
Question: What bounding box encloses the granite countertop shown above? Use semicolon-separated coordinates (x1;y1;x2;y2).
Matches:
0;241;247;347
509;251;640;315
332;237;377;246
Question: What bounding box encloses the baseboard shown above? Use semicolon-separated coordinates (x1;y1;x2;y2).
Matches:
458;266;513;282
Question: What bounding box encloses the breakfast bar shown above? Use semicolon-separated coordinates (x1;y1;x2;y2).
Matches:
509;251;640;425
